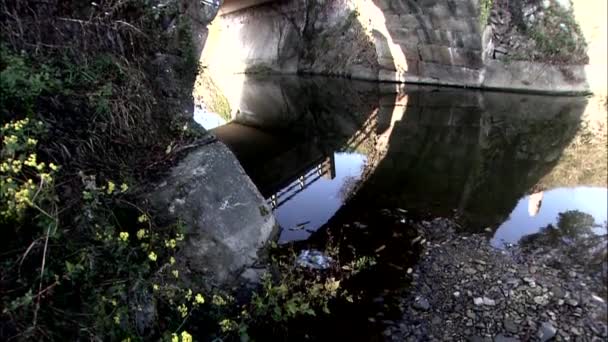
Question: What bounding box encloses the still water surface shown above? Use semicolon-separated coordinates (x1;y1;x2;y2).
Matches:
195;75;607;249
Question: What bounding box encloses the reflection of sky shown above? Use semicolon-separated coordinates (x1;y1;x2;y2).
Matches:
276;152;366;243
193;108;226;130
492;187;608;248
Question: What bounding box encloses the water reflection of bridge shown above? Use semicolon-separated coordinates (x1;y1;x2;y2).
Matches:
268;154;335;209
210;122;338;209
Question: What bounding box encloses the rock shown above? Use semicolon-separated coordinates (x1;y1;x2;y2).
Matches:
474;297;485;306
504;318;518;334
494;334;520;342
413;296;430;311
534;296;549;306
551;286;565;298
240;267;265;285
566;299;579;307
454;291;461;298
149;142;278;285
538;322;557;342
483;297;496;306
523;277;536;287
464;267;477;275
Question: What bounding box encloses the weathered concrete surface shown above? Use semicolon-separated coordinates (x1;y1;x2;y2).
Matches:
150;141;277;285
200;0;598;94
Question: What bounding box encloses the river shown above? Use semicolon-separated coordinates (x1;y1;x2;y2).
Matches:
194;75;607;340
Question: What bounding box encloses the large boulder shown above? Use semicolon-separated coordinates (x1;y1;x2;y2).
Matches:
149;140;277;285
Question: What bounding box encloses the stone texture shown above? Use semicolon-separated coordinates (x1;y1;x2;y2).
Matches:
201;0;592;94
149;141;277;285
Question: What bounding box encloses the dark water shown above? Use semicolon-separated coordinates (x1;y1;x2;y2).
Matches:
195;75;607;247
195;76;607;338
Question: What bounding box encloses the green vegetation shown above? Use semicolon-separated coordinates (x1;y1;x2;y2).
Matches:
0;2;371;339
526;2;588;64
479;0;494;28
0;1;208;340
509;1;589;65
194;71;232;121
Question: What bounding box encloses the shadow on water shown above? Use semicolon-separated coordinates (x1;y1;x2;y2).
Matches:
191;74;608;340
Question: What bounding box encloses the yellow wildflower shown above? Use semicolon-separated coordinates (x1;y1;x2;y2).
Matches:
27;138;37;146
120;183;129;193
172;270;179;278
136;229;146;240
107;181;115;194
148;251;157;262
138;214;148;223
195;293;205;305
119;232;129;242
24;153;37;167
178;303;188;318
153;284;159;291
170;256;176;265
185;289;192;301
181;331;192;342
165;239;177;249
171;334;179;342
49;163;58;171
114;314;120;324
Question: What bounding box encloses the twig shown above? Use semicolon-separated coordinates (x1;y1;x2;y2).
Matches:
18;237;42;274
32;222;52;328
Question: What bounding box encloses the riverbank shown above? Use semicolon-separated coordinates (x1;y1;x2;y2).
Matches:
384;217;607;341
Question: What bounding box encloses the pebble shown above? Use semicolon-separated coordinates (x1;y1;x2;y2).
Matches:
566;299;579;307
453;291;461;298
483;297;496;306
474;297;484;306
503;318;518;334
538;322;557;342
534;296;549;306
465;267;477;275
494;334;520;342
413;296;430;311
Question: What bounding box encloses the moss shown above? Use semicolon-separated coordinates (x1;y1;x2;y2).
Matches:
193;71;231;121
244;64;276;75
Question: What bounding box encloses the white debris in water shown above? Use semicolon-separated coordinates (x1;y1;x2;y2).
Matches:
296;249;333;269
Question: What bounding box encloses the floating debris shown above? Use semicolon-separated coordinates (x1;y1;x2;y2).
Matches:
288;221;311;231
296;249;333;270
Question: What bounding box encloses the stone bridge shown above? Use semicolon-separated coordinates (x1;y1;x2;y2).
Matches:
197;0;594;94
219;0;276;15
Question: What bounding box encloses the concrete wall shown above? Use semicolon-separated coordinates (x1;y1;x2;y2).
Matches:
200;0;598;94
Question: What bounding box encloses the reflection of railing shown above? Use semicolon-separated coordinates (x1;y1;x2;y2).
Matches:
343;109;378;152
269;155;335;210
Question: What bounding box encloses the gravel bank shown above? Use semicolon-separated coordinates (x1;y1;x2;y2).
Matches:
385;218;608;341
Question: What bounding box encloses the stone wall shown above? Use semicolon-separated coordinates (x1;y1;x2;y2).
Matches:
200;0;597;94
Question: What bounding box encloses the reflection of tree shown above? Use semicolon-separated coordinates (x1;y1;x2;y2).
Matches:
520;210;597;247
338;174;362;202
520;210;607;297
